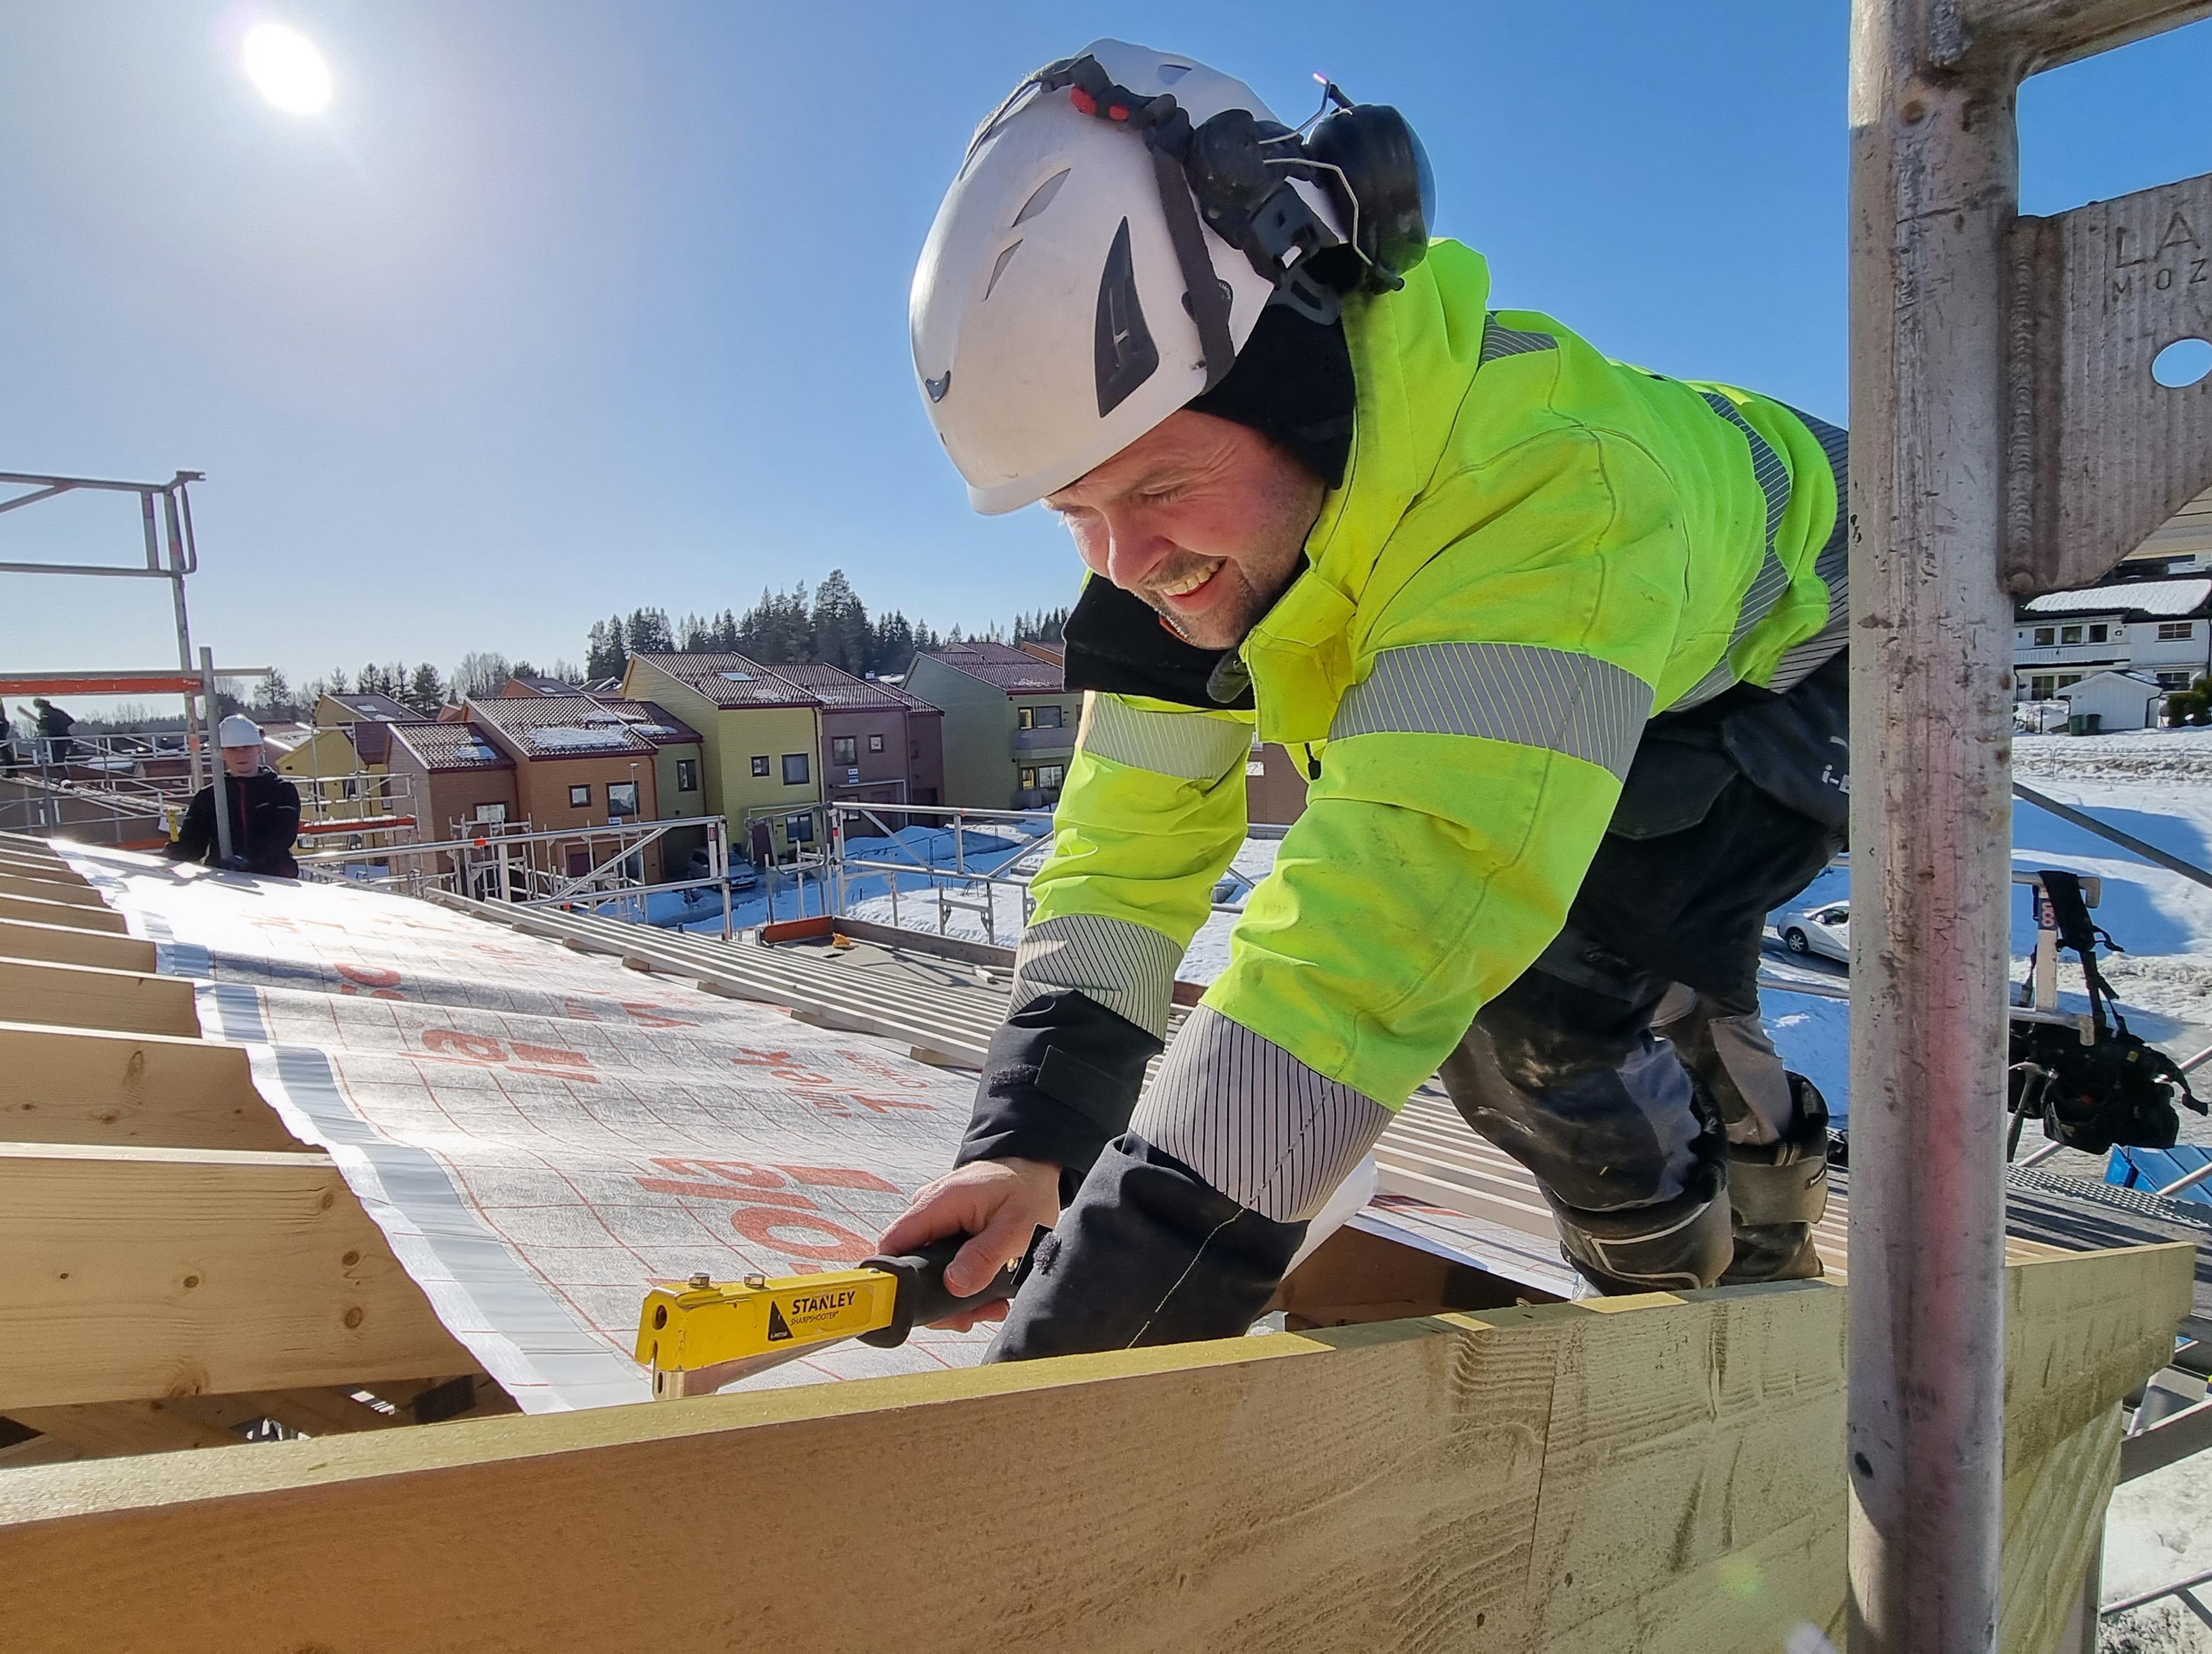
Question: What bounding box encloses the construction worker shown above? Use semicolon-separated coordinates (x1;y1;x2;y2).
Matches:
20;697;78;765
166;714;302;878
881;43;1848;1358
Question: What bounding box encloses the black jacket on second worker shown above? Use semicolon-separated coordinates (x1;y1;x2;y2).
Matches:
166;770;302;878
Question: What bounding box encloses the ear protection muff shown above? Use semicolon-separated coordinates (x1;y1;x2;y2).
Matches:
1028;54;1433;348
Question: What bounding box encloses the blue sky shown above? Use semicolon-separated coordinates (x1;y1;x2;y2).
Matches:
1;2;2209;697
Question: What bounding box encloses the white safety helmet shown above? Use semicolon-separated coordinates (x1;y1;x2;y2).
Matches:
217;713;264;748
911;41;1349;515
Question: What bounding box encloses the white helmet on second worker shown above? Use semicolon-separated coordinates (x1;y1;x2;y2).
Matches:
218;714;264;748
911;41;1346;514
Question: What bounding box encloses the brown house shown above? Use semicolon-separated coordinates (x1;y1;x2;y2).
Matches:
762;662;946;815
465;698;668;881
385;724;518;839
1247;743;1310;826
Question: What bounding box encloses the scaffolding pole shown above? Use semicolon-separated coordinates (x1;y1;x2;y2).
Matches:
1847;1;2212;1647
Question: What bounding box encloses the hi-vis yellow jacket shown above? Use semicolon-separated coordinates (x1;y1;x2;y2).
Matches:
1007;239;1843;1132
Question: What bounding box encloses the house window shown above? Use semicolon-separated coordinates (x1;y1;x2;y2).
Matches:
2056;673;2082;689
608;782;639;817
569;784;591;808
785;813;814;843
1037;763;1066;790
1034;705;1063;729
2029;675;2057;699
2088;623;2109;643
782;752;810;785
1017;706;1034;731
751;755;770;777
869;733;884;753
2060;624;2084;644
474;802;507;823
2158;671;2193;691
831;736;857;765
2032;627;2055;645
675;759;698;792
2159;621;2195;641
1019;766;1036;789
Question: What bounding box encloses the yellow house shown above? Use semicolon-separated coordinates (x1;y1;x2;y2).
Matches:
620;654;823;863
261;722;411;841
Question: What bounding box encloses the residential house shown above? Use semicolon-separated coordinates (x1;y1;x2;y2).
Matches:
498;675;588;698
262;723;402;828
2013;576;2212;703
759;662;945;818
619;653;824;862
385;723;518;841
465;698;669;881
906;641;1082;809
468;695;708;867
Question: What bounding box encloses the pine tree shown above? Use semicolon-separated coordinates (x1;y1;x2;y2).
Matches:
811;570;869;676
625;607;675;657
402;663;446;716
251;668;295;719
585;616;627;683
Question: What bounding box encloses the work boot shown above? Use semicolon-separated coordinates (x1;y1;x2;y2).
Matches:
1719;1073;1831;1285
987;1133;1306;1363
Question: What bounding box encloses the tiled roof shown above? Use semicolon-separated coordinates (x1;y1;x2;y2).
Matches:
632;653;820;709
503;675;584;696
327;692;423;722
2022;577;2212;619
465;696;664;759
921;641;1067;693
764;661;933;712
582;699;704;746
392;722;513;772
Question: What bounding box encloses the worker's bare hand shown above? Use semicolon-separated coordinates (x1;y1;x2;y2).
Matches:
877;1156;1059;1331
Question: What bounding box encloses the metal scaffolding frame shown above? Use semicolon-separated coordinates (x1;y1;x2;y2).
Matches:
1848;1;2212;1647
0;470;271;858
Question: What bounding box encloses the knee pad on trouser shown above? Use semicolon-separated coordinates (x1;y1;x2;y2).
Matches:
1546;1137;1733;1295
1720;1073;1832;1285
986;1133;1306;1364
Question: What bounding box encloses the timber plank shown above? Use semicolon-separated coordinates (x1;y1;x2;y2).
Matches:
0;1141;474;1409
0;915;154;974
0;955;198;1039
0;873;101;909
0;891;127;934
0;855;82;884
0;1023;301;1152
3;1401;240;1457
0;1290;1846;1654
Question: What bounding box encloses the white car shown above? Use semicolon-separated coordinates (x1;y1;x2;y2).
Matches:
1781;903;1850;964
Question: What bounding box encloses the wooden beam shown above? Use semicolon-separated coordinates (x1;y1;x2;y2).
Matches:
0;1141;476;1409
0;853;83;884
0;1285;1846;1652
0;891;127;935
0;1023;301;1152
0;956;198;1039
0;917;154;974
0;1248;2183;1653
0;873;103;909
2;1400;241;1456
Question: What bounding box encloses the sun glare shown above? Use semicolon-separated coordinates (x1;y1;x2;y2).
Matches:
242;23;332;114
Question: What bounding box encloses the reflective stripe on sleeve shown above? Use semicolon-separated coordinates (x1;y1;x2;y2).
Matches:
1130;1005;1394;1221
1328;642;1653;782
1078;695;1252;784
1012;911;1183;1038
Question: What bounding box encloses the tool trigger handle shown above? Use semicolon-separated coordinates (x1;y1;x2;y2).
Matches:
855;1235;1020;1349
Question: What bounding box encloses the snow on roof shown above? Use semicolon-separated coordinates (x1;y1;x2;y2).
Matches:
526;725;633;752
2022;577;2212;618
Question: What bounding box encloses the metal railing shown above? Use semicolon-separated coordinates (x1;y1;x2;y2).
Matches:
296;813;738;932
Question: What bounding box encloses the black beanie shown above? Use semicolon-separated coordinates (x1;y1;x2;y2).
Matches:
1187;302;1356;488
